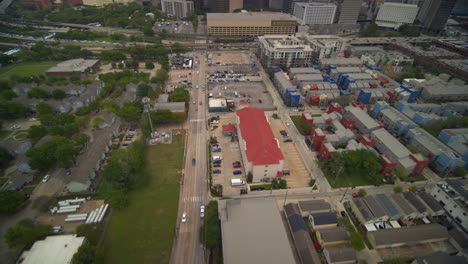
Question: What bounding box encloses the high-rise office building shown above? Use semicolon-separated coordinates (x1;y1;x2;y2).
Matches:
293;2;337;25
417;0;457;31
205;0;243;12
336;0;362;24
244;0;269;8
161;0;194;18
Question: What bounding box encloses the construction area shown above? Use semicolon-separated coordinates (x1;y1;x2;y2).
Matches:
36;198;109;233
207;52;258;73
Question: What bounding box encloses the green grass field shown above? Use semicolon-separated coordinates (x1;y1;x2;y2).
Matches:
290;115;314;136
324;171;376;188
102;131;185;264
0;62;57;80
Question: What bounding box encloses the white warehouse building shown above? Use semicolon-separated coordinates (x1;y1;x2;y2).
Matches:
375;3;419;29
293;2;337;25
431;179;468;233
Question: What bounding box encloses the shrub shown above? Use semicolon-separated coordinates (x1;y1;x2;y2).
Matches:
358;189;367;197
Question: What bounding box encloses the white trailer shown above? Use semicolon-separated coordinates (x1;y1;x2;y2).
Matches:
93;205;105;223
67;213;87;218
231;179;245;186
58;205;80;210
56;208;77;214
96;204;109;223
67;198;86;204
58;201;70;207
85;210;97;224
65;217;87;222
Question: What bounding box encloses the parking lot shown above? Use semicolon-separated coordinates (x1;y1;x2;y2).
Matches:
207;52;258;74
209;116;246;196
120;127;141;148
209;82;275;111
153;21;194;34
168;69;192;89
269;117;311;188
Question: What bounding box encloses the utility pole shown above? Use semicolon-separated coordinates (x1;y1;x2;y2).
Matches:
283;188;289;207
340;187;350;203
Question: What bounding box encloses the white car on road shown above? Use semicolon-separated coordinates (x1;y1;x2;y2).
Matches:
42;174;50;183
200;206;205;219
182;212;187;223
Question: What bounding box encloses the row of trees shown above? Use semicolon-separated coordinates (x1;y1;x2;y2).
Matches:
16;42;93;62
360;23;420;37
27;87;66;100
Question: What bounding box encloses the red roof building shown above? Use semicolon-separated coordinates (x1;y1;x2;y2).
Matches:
236;108;284;182
222;124;237;136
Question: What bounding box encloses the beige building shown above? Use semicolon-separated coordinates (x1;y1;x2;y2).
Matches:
83;0;132;6
306;35;347;64
205;0;242;13
207;12;297;38
257;35;313;68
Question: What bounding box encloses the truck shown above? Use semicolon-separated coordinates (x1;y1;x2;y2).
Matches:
231;179;245;186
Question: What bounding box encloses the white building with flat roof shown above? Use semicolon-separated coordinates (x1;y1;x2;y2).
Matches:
306;35;347;64
18;235;85;264
376;3;419;29
293;2;337;25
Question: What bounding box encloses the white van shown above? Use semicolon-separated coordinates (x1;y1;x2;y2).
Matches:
212;156;222;161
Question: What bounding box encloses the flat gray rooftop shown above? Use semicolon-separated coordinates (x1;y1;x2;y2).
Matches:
218;198;296;264
208;12;297;21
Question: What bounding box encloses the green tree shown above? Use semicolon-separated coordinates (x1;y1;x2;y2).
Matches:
170;42;188;54
1;90;18;100
0;146;12;169
393;186;403;193
453;167;468;177
399;24;420;37
247;172;253;183
36;102;54;116
272;178;287;189
142;26;154;36
145;62;155;69
349;229;366;251
92;117;104;130
51;89;66;100
199;201;221;249
137;83;151;97
151;68;168;84
358;189;367;197
76;224;103;245
71;244;104;264
26;136;79;171
5;222;52;248
0;100;29;119
27;87;49;99
116;102;143;122
0;190;24;215
168;87;189;102
27;125;48;142
71;133;89;147
360;22;379;37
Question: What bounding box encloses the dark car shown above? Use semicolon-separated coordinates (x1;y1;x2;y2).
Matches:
213;160;222;164
283;139;293;143
192;158;196;165
240;189;248;195
213;163;221;167
212;169;221;174
282;170;290;175
280;130;287;134
233;170;242;175
340;211;347;217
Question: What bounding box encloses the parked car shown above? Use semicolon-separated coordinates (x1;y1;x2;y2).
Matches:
129;128;136;131
200;206;205;219
282;170;290;176
233;163;241;168
340;211;347;217
240;189;248;195
212;147;221;152
182;212;187;223
42;174;50;183
233;170;242;175
212;169;221;174
213;163;221;167
283;139;293;143
192;158;196;165
211;120;219;124
352;192;359;198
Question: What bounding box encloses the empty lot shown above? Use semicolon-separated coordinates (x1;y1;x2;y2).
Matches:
209;82;275;111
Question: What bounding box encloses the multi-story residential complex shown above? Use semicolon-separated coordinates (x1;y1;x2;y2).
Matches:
161;0;194;18
205;0;242;13
236;107;284;183
431;179;468;232
306;35;347;64
207;12;297;38
257;35;313;68
360;50;414;73
375;3;419;29
293;2;337;25
336;0;362;24
417;0;458;32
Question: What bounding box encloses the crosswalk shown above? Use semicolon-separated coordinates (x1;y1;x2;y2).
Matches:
184;196;202;202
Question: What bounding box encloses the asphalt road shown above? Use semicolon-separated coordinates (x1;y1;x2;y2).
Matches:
170;50;209;264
